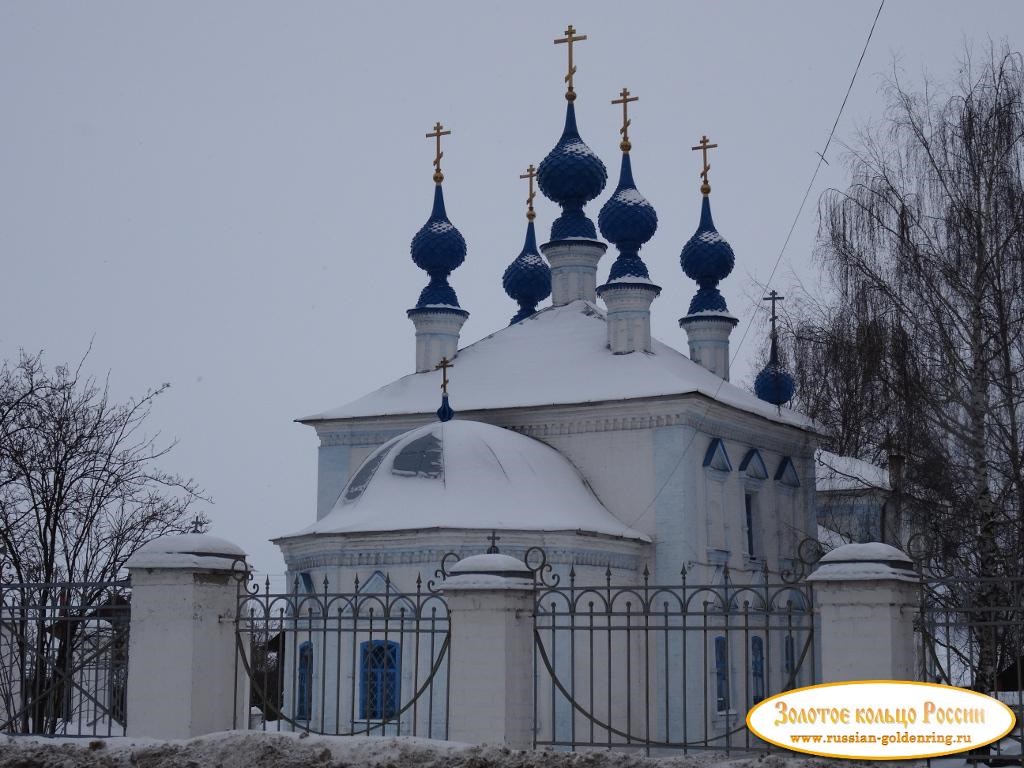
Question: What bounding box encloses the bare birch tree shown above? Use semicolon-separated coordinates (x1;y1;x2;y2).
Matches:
789;45;1024;690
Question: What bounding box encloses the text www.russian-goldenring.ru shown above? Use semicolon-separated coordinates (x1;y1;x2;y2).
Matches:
790;732;973;747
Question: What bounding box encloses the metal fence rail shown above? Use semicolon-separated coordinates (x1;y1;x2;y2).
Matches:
235;574;450;739
533;565;815;754
919;574;1024;765
0;580;130;737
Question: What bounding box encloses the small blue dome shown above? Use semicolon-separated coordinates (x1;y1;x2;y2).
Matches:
754;337;796;406
680;196;735;314
411;184;467;308
502;220;551;325
537;103;607;240
599;153;657;281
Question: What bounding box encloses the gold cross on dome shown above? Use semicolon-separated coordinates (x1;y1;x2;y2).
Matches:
554;25;587;101
520;164;538;221
426;122;451;184
434;356;454;395
612;87;639;152
691;134;719;195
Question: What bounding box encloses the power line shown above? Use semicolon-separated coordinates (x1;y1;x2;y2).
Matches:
622;0;885;530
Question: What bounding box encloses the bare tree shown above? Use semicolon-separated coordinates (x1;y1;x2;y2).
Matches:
788;45;1024;690
0;350;207;733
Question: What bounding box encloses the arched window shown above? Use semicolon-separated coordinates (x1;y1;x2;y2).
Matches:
714;635;730;712
751;637;765;704
360;640;400;719
297;641;313;720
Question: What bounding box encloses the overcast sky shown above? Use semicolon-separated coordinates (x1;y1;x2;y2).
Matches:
1;2;1019;574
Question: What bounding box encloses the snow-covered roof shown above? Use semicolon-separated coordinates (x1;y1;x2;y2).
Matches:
815;449;891;493
302;301;814;429
807;542;916;583
278;419;649;542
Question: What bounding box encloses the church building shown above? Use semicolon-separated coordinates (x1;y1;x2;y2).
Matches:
270;25;820;738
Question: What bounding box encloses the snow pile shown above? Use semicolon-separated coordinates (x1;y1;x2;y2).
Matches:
0;732;874;768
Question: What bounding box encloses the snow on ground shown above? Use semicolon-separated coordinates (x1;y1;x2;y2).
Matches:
0;731;906;768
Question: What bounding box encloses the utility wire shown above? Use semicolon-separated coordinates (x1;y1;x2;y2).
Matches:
622;0;885;530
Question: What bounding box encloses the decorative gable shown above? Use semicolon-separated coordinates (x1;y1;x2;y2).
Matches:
775;457;800;487
703;438;733;472
739;449;768;480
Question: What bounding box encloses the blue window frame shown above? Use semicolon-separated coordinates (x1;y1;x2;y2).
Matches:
360;640;400;719
714;635;730;712
297;641;313;720
751;637;765;704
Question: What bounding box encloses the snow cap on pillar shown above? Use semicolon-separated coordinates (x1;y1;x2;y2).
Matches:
502;164;551;325
537;25;607;241
754;290;796;406
408;122;469;373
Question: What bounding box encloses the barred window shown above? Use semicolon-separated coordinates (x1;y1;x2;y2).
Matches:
714;635;730;712
297;641;313;720
751;636;765;704
360;640;400;719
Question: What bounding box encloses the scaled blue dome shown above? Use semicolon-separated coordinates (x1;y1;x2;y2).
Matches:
680;196;735;314
537;103;607;240
599;153;657;281
754;362;796;406
502;220;551;325
411;184;467;308
754;336;796;406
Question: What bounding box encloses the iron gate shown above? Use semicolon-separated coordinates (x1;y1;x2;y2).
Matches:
235;572;450;738
533;565;816;754
0;580;130;736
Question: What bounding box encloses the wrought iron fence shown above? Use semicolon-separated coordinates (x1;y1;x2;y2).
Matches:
0;580;130;737
533;565;816;754
234;573;449;738
918;574;1024;765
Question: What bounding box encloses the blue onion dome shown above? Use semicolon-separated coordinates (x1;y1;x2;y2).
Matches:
598;153;658;281
754;335;796;406
537;103;607;240
410;184;467;308
680;195;735;314
502;220;551;325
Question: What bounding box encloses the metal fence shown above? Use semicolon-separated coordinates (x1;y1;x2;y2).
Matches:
533;565;816;754
918;574;1024;765
0;580;130;737
234;573;450;738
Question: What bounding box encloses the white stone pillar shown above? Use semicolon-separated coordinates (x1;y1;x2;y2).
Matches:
807;542;919;682
540;240;607;306
407;307;469;373
125;533;247;739
597;282;661;354
678;312;739;381
443;553;536;749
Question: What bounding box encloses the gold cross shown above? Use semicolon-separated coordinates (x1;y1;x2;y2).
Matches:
434;357;454;395
554;25;587;101
426;121;451;184
520;164;537;221
611;87;639;152
691;134;719;195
